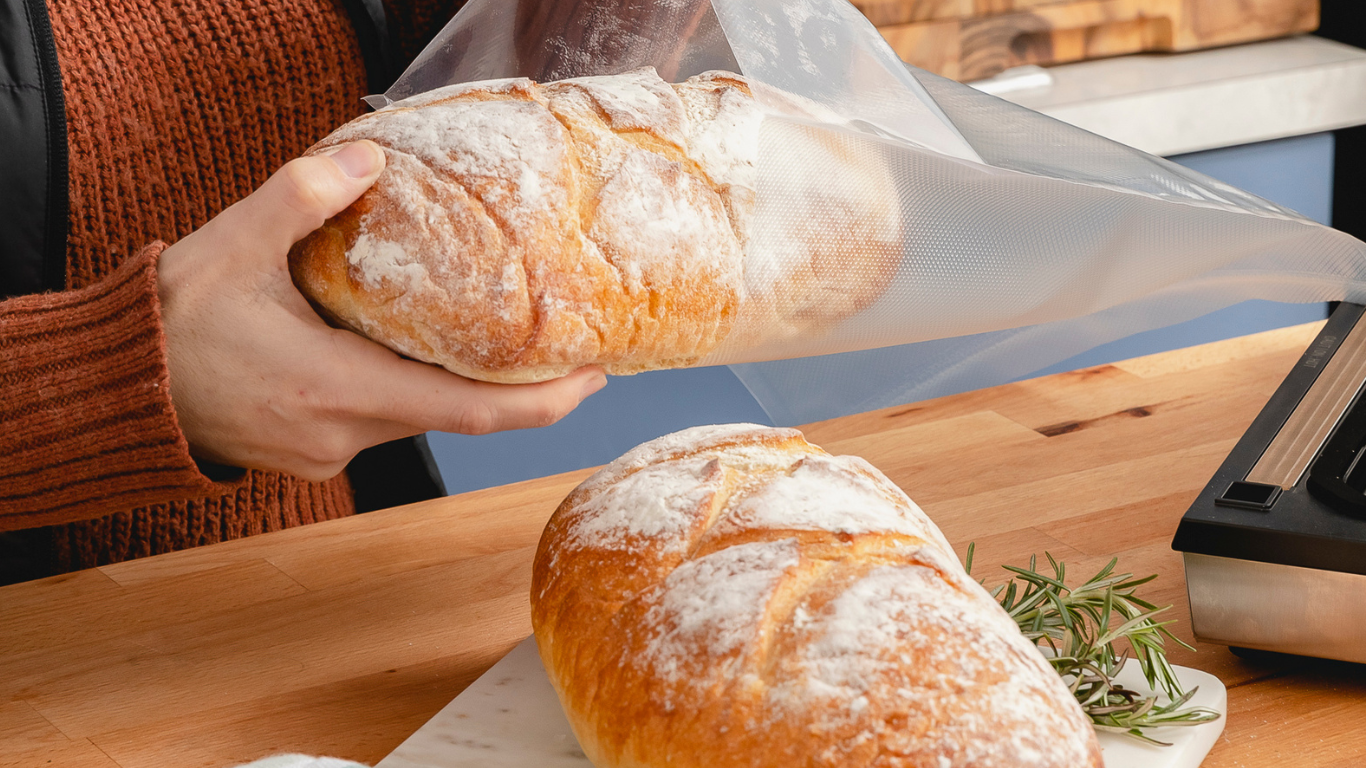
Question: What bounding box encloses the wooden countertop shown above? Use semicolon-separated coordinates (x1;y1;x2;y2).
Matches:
5;321;1366;768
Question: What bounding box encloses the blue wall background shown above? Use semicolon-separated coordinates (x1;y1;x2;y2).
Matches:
427;132;1337;494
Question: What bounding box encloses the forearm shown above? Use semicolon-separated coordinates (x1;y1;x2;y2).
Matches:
0;242;218;530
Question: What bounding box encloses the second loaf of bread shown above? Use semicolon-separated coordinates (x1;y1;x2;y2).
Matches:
288;69;901;383
531;424;1103;768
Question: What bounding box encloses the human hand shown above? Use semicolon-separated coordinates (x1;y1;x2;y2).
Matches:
157;141;606;482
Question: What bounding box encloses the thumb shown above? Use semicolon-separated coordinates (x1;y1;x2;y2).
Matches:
231;140;386;254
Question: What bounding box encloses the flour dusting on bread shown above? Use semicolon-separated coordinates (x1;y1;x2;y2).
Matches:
645;539;802;684
569;457;724;553
562;69;690;148
725;454;947;541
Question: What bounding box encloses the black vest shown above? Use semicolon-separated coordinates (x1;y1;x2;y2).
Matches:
0;0;445;511
0;0;66;299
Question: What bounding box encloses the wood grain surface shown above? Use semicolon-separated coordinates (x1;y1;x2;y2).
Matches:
4;321;1366;768
864;0;1319;80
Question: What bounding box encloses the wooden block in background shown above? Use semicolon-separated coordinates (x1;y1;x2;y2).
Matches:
862;0;1320;81
854;0;1092;27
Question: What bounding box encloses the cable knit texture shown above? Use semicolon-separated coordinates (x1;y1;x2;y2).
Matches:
1;244;214;523
0;0;462;574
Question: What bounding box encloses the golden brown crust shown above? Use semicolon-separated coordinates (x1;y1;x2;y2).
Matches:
532;425;1104;768
288;69;901;382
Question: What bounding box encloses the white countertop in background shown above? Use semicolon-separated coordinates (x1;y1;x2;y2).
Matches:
974;35;1366;156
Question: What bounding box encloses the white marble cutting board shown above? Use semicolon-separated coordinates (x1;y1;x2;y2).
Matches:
377;636;1226;768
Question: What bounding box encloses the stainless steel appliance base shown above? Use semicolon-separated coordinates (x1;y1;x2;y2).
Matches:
1184;552;1366;664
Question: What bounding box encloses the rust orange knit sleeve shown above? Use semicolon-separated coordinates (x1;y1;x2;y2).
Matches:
0;242;220;530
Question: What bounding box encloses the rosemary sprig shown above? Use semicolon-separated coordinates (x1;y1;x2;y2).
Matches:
965;544;1221;745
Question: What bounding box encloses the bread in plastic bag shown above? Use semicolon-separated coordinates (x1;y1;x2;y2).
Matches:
360;0;1366;419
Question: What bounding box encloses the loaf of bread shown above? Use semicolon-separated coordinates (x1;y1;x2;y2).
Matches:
288;69;901;383
531;424;1103;768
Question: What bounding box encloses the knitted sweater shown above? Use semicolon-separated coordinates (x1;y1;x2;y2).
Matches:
0;0;462;575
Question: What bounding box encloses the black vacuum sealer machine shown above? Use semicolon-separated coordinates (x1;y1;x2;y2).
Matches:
1174;302;1366;663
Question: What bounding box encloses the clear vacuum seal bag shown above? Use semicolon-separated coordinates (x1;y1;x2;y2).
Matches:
372;0;1366;423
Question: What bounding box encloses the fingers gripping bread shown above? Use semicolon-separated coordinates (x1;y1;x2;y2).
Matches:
531;425;1104;768
288;69;900;382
